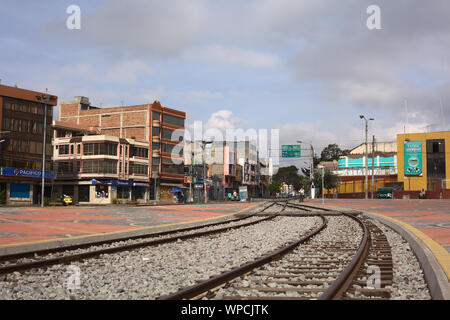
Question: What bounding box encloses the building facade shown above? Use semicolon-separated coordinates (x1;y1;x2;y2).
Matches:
52;121;150;204
397;131;450;193
59;97;185;202
0;85;57;205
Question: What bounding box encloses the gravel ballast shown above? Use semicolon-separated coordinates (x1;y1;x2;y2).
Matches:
369;218;431;300
0;215;321;299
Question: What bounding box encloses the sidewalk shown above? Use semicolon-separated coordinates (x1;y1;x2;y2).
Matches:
0;202;260;252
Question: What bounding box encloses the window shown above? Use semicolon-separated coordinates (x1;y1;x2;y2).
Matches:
59;145;70;155
152;142;160;150
162;143;183;156
162;114;184;127
95;185;109;198
130;163;148;175
152;127;160;137
56;162;72;174
131;146;149;158
83;160;117;174
162;144;174;153
10;184;30;199
83;143;117;156
152;111;161;121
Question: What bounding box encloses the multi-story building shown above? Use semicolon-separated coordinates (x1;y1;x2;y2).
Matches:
331;141;398;197
234;141;261;197
0;84;57;205
59;97;185;202
52;121;150;204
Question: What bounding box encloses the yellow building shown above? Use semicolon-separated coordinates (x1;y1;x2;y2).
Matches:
397;131;450;192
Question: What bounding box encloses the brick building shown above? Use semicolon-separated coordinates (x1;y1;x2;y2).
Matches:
0;84;57;205
52;121;150;204
59;97;185;202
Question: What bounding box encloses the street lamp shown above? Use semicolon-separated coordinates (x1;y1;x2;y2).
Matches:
297;140;315;197
317;164;325;204
201;140;213;203
359;115;374;200
36;91;55;207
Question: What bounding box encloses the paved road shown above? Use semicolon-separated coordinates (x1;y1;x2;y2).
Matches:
0;203;256;248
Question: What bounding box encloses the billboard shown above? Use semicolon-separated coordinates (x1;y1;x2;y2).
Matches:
404;141;423;176
282;145;301;158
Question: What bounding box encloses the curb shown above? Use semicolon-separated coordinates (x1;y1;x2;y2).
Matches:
0;202;266;257
361;211;450;300
303;202;450;300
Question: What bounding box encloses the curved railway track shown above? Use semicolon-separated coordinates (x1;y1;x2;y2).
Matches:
0;201;291;275
159;206;393;300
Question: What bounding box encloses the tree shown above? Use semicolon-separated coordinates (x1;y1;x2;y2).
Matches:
272;166;301;190
313;168;340;193
320;144;346;162
269;181;281;195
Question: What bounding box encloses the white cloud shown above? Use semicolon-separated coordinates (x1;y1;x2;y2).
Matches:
188;44;280;68
206;109;245;130
337;80;400;105
104;60;153;85
186;90;223;104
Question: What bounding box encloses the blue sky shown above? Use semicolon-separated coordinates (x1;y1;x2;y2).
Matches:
1;0;450;158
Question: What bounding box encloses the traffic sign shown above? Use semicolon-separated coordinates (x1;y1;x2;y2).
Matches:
281;145;301;158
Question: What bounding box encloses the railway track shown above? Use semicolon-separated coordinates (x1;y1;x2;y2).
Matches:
159;207;393;300
0;201;290;275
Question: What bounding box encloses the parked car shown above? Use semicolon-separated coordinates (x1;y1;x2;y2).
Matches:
60;194;73;206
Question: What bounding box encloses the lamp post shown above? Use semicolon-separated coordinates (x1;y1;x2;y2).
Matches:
36;91;54;207
317;165;325;204
297;140;314;197
201;140;213;203
359;115;374;200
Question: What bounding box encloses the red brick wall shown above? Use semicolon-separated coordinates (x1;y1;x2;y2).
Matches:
101;114;120;127
80;115;100;127
60;103;79;118
123;127;146;141
122;111;147;126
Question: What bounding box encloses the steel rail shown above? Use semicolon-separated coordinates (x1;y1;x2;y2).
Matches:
0;202;285;275
0;202;277;263
319;212;370;300
159;213;327;300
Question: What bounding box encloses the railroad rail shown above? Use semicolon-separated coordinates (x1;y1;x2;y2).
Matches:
0;201;289;275
159;207;393;300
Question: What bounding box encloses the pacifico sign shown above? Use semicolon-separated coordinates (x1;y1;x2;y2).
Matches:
404;141;423;176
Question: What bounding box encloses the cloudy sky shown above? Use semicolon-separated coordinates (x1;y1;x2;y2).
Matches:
2;0;450;163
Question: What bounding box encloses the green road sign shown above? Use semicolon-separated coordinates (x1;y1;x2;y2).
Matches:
282;145;301;158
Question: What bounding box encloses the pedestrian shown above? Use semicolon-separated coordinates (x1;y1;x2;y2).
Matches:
419;188;426;199
299;187;305;202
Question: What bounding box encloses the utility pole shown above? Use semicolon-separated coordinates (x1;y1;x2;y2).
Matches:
36;90;53;207
372;135;375;199
201;140;213;203
360;115;374;200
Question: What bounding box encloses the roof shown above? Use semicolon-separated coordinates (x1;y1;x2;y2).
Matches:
53;121;100;134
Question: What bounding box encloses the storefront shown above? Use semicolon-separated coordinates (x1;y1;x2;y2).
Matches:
397;131;450;197
0;167;55;205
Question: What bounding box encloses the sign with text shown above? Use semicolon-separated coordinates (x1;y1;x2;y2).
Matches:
404;141;423;176
1;167;56;179
282;145;301;158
